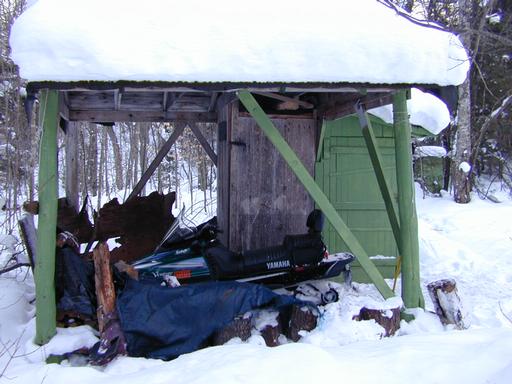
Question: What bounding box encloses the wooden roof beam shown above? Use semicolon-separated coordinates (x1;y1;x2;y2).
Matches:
251;91;314;109
68;109;217;123
321;92;396;121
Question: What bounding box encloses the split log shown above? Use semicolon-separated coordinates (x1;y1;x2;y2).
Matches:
286;305;318;342
93;242;116;332
212;313;253;345
354;305;401;336
18;213;37;268
427;279;469;329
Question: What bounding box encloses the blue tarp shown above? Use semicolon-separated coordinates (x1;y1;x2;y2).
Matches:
116;279;305;360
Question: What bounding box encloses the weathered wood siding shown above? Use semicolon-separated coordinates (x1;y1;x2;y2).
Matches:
215;99;235;246
228;115;316;251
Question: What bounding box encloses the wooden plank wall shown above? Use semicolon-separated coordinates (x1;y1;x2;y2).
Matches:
228;115;316;251
215;100;235;246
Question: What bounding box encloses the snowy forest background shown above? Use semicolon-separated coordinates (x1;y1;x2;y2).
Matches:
0;0;511;236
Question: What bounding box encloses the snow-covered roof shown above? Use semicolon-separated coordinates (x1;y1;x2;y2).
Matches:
10;0;469;86
369;88;451;134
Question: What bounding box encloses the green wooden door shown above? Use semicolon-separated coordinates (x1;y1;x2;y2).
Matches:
316;115;398;281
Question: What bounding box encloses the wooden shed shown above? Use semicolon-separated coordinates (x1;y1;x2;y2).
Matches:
9;0;469;344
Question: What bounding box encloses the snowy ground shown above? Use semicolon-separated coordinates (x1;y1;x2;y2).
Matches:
1;184;512;383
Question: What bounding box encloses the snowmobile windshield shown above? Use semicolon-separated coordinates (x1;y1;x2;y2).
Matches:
155;204;217;251
161;208;198;246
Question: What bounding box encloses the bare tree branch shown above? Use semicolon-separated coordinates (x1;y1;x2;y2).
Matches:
470;93;512;176
377;0;449;31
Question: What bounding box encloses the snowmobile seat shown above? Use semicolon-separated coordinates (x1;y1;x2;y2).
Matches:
306;209;325;233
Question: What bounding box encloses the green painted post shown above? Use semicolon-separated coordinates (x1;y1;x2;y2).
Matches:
35;89;59;344
355;103;401;250
393;90;424;308
238;90;395;299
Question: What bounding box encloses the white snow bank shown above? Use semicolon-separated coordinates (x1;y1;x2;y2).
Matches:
2;183;512;382
4;328;512;384
369;88;451;134
10;0;468;85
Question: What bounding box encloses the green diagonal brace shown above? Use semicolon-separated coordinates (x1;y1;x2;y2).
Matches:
35;89;59;344
355;102;401;252
238;90;394;299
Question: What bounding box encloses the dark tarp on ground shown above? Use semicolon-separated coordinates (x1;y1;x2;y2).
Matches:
116;279;306;360
55;247;96;319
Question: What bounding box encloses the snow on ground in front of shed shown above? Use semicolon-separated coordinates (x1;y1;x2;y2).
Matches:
10;0;468;85
369;87;452;134
2;182;512;383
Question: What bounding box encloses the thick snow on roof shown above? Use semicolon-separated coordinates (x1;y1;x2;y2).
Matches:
369;88;451;134
10;0;469;85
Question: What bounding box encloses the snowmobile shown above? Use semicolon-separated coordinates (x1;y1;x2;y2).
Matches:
131;207;354;304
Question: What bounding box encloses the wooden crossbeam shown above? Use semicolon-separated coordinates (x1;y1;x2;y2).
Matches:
126;122;186;202
237;90;394;300
68;110;217;123
190;123;217;166
251;91;314;109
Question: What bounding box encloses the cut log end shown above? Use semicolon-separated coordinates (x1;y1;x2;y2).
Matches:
354;305;401;337
287;305;318;342
427;278;469;329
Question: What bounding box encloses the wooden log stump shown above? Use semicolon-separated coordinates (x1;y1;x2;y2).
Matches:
260;323;282;347
212;313;253;345
93;242;116;332
287;305;318;342
354;305;401;336
427;279;469;329
254;310;282;347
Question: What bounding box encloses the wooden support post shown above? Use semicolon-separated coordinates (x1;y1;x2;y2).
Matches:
189;123;218;166
127;122;185;202
35;89;59;345
93;242;116;332
65;121;79;212
237;90;394;300
393;90;424;308
355;102;401;250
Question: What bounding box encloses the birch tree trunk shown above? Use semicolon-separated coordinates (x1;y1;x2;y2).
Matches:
87;123;98;197
452;76;472;203
106;125;123;191
451;0;473;204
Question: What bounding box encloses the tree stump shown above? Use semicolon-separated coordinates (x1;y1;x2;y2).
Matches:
93;242;116;332
260;324;282;347
254;310;282;347
427;279;469;329
286;305;318;342
354;305;401;336
212;313;253;345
